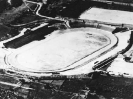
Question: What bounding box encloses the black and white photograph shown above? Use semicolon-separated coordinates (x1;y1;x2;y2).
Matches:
0;0;133;99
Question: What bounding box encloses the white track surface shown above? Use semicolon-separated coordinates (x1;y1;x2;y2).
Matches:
107;31;133;77
0;7;131;76
4;28;117;75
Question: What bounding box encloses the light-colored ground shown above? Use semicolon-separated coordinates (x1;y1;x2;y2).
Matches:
7;28;110;72
80;7;133;76
80;7;133;25
107;55;133;76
